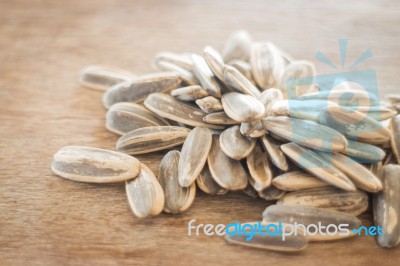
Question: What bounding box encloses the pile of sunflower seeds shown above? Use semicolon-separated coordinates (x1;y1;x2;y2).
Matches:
51;31;400;252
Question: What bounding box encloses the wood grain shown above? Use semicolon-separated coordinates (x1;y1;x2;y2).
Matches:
1;0;400;265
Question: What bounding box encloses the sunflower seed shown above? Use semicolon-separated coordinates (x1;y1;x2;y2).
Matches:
207;135;248;190
170;85;209;101
116;126;190;155
51;146;141;183
242;184;259;198
126;163;165;218
262;205;361;241
316;151;382;192
281;142;356;191
246;144;273;192
178;127;212;187
221;92;265;122
154;52;193;71
203;46;226;82
272;171;331;191
106;102;168;135
191;54;222;98
196;164;228;195
223;65;261;97
342;138;386;163
260;135;289;171
228;60;254;83
225;221;308;252
297;90;379;106
203;111;240;125
102;72;181;108
258;186;286;201
263;116;348;152
144;93;224;129
259;88;284;116
346;105;398;121
240;121;266;138
390;114;400;163
281;60;316;96
319;105;391;144
79;65;134;91
195;96;223;113
222;30;252;62
220;125;256;160
250;42;285;90
159;150;196;214
277;187;368;216
373;164;400;248
156;60;198;85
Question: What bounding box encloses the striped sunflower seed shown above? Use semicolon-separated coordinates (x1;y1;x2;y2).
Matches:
154;52;193;71
225;221;308;252
195;96;223;113
316;151;382;192
342;138;386;163
223;65;261;97
126;163;165;218
373;164;400;248
390;114;400;163
155;60;198;85
347;105;398;121
203;46;226;82
191;54;222;98
159;150;196;214
228;60;254;83
262;205;361;241
319;105;391;145
246;144;273;192
258;186;286;201
144;93;224;129
272;171;331;191
240;120;266;138
51;146;140;183
297;89;379;106
281;60;316;96
220;125;256;160
259;88;284;116
106;102;168;135
196;164;228;195
281;142;356;191
170;85;209;101
102;72;181;108
178;127;213;187
221;92;265;122
277;187;368;216
263;116;348;153
222;30;252;62
260;135;289;171
203;111;240;125
116;126;190;155
250;42;285;90
207;135;248;190
79;65;134;91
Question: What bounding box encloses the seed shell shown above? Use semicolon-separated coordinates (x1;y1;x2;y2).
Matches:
220;125;256;160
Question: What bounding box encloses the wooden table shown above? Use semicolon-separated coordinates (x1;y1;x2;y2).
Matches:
1;0;399;265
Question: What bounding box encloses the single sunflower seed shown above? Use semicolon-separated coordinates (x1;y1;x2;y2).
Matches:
259;88;284;116
281;142;356;192
223;65;261;97
242;183;259;198
170;85;209;101
154;52;193;71
258;186;286;201
220;125;256;160
390;114;400;163
281;60;316;96
346;105;397;121
203;111;240;125
277;187;369;216
207;135;248;190
51;146;140;183
203;46;226;82
373;164;400;248
156;60;198;85
342;138;386;163
272;171;331;191
126;163;165;218
196;164;228;195
178;127;213;187
144;93;224;129
240;120;266;138
195;96;223;113
102;72;181;108
221;92;265;122
228;60;254;83
246;145;273;192
159;150;196;214
260;135;289;171
191;54;222;98
116;126;190;155
222;30;252;62
79;65;134;91
297;90;379;106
